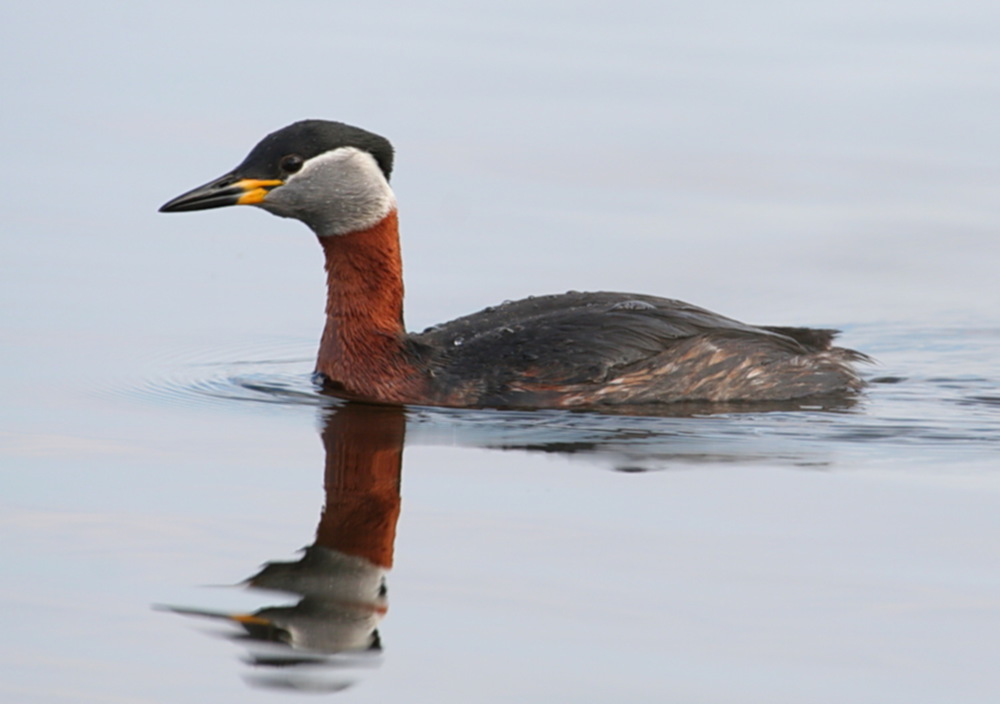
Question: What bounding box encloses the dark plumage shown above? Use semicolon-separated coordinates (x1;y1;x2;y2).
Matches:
238;120;395;180
411;291;868;407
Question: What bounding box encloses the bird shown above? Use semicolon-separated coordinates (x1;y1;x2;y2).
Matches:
160;119;868;409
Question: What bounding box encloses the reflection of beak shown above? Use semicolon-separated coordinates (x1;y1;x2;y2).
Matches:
231;613;274;626
159;174;284;212
153;604;279;630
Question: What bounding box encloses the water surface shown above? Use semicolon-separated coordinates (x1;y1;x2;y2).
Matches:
2;2;1000;702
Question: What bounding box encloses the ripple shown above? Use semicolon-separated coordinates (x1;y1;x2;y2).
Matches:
124;339;328;411
120;329;1000;468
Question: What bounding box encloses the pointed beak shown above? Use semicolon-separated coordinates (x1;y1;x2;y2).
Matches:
159;174;284;212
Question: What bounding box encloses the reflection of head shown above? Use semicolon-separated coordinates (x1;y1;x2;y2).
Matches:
242;402;405;649
162;403;406;692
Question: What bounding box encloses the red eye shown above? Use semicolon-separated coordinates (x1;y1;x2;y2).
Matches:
280;154;304;174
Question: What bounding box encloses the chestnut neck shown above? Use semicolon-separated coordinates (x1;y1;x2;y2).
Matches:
316;210;423;402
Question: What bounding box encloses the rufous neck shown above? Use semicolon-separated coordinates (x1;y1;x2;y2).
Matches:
316;210;419;401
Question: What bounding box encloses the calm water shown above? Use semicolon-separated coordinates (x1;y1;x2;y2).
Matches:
3;2;1000;702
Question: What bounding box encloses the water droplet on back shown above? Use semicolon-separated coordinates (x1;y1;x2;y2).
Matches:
610;300;656;311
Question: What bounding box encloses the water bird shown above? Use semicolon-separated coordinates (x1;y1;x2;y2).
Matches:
160;120;868;409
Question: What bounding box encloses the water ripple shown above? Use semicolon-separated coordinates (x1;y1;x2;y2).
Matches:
127;339;323;410
123;327;1000;468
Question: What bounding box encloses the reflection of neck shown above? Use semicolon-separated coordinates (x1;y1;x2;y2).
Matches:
315;404;405;569
316;211;422;403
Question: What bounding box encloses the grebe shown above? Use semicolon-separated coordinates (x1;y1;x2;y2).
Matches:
160;120;868;409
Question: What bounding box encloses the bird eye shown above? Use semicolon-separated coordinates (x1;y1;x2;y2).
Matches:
279;154;304;174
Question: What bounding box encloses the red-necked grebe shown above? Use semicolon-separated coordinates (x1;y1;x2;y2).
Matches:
160;119;868;409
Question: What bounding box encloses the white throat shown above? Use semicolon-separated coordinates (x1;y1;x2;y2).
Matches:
259;147;396;236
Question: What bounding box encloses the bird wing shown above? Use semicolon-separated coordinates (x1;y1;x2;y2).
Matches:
409;291;819;388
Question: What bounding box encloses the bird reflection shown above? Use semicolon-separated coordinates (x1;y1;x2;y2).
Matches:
161;402;404;693
159;381;863;690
